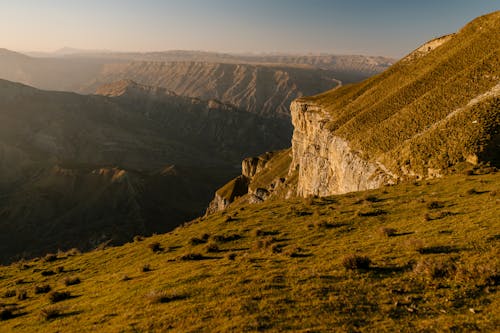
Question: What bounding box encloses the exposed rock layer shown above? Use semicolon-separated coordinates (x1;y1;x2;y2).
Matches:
289;100;396;197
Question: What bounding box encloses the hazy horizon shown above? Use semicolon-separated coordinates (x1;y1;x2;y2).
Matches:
2;1;499;58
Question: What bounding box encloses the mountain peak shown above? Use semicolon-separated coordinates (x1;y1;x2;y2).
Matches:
0;48;30;59
95;79;177;98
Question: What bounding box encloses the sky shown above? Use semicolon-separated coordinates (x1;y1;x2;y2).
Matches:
0;0;498;58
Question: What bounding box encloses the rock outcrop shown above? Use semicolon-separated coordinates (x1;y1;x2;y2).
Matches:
207;11;500;213
289;100;396;197
206;149;294;214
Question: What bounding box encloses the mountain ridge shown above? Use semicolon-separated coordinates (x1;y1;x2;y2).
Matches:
206;10;500;211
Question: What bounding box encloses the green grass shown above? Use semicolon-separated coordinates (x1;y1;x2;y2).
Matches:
301;11;500;177
0;171;498;332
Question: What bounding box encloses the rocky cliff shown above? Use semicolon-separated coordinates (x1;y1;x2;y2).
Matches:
206;11;500;213
289;100;396;197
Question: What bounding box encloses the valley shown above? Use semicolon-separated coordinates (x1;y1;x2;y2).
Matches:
0;6;499;332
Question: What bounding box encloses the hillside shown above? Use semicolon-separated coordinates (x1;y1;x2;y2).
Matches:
0;79;289;263
82;62;341;118
207;11;500;211
0;171;498;332
93;79;292;160
293;11;500;193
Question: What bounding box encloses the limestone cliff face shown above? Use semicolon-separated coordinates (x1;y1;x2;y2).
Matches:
290;99;396;197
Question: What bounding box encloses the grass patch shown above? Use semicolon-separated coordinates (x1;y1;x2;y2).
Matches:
342;255;371;270
48;291;72;303
0;172;498;332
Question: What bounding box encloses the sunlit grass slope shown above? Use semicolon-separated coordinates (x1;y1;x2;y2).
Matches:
1;168;498;332
303;11;500;176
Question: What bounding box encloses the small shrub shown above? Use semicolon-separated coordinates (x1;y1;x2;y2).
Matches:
253;228;264;237
56;266;64;273
313;221;345;229
148;242;163;253
364;195;381;203
226;253;237;261
189;237;208;245
180;253;205;261
43;253;58;263
212;234;241;243
0;307;16;321
342;255;371;270
205;243;220;253
466;188;479;195
356;209;387;217
253;229;279;237
48;291;71;303
147;290;188;304
34;285;52;294
133;235;144;242
427;201;444;210
224;215;236;222
66;248;81;256
270;243;282;254
3;290;16;298
40;306;62;321
64;277;81;286
141;265;151;272
41;270;56;277
379;227;397;237
413;258;456;279
417;245;459;254
17;290;28;301
464;169;475;176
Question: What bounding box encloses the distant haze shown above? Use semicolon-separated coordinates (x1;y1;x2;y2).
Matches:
1;0;498;58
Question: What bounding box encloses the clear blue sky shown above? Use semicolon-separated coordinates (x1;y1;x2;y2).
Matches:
1;0;498;57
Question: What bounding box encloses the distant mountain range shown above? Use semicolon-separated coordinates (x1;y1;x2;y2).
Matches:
0;48;393;117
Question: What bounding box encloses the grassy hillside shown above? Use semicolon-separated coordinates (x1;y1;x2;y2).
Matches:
1;169;498;332
303;11;500;177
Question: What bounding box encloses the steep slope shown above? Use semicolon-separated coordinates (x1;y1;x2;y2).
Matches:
291;11;500;196
206;11;500;211
0;172;498;332
81;62;341;118
94;80;292;161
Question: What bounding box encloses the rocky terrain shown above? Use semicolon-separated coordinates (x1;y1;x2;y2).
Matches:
207;11;500;211
83;62;341;118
